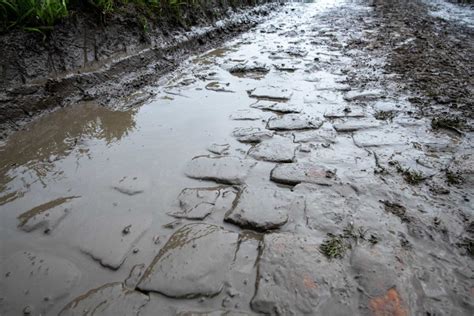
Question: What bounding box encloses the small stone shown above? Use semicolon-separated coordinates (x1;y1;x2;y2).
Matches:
23;306;32;315
227;288;239;297
222;297;232;307
122;225;131;235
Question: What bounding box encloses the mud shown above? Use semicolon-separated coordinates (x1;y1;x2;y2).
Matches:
0;1;279;140
1;0;473;315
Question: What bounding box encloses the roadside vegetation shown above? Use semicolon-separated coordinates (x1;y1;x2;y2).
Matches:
0;0;251;32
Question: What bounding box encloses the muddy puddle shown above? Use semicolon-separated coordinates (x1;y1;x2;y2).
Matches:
1;0;473;315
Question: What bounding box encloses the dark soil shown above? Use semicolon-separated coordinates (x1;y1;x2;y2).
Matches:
373;0;474;123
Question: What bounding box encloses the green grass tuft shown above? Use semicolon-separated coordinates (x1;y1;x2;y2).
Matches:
1;0;207;32
320;235;346;259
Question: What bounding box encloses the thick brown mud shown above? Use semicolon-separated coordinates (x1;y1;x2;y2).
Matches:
1;0;473;315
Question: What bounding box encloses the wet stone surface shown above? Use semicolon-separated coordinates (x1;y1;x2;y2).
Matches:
59;283;149;316
333;119;381;132
344;89;385;102
251;233;351;315
185;156;256;185
232;127;274;143
247;136;297;162
292;125;338;144
137;224;239;298
1;251;81;315
207;143;230;155
247;86;293;101
17;196;78;233
76;210;152;270
168;186;238;220
270;162;336;186
224;186;302;231
267;114;324;131
229;109;262;121
249;100;301;113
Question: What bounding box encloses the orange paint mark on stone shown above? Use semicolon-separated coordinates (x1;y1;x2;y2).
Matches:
306;168;326;178
303;273;317;289
369;288;408;316
273;242;286;253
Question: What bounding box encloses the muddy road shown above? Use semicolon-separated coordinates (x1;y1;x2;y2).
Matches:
1;0;473;315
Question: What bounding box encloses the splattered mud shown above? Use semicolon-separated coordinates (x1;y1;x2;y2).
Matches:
1;0;473;315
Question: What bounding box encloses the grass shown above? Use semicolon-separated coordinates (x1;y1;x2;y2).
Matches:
0;0;68;30
431;116;465;131
374;110;396;121
390;160;425;185
446;169;464;185
382;200;410;223
0;0;206;32
320;235;346;259
320;223;377;259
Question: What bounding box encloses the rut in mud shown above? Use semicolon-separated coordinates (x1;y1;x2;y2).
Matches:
1;0;473;315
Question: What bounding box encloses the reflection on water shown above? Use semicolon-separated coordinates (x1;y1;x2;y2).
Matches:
0;102;137;204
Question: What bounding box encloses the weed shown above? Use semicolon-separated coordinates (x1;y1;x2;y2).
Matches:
431;116;465;130
382;200;410;223
446;170;464;185
368;234;379;245
390;160;425;185
457;238;473;257
1;0;205;32
374;110;396;121
320;235;346;259
139;14;148;33
343;223;368;241
1;0;68;30
320;223;376;259
402;169;424;185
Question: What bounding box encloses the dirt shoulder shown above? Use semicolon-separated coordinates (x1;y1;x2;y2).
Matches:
373;0;473;124
0;1;279;140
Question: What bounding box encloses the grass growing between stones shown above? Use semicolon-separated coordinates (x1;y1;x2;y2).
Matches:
390;160;425;185
320;235;346;259
446;170;464;185
320;223;378;259
374;110;396;121
431;116;465;131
